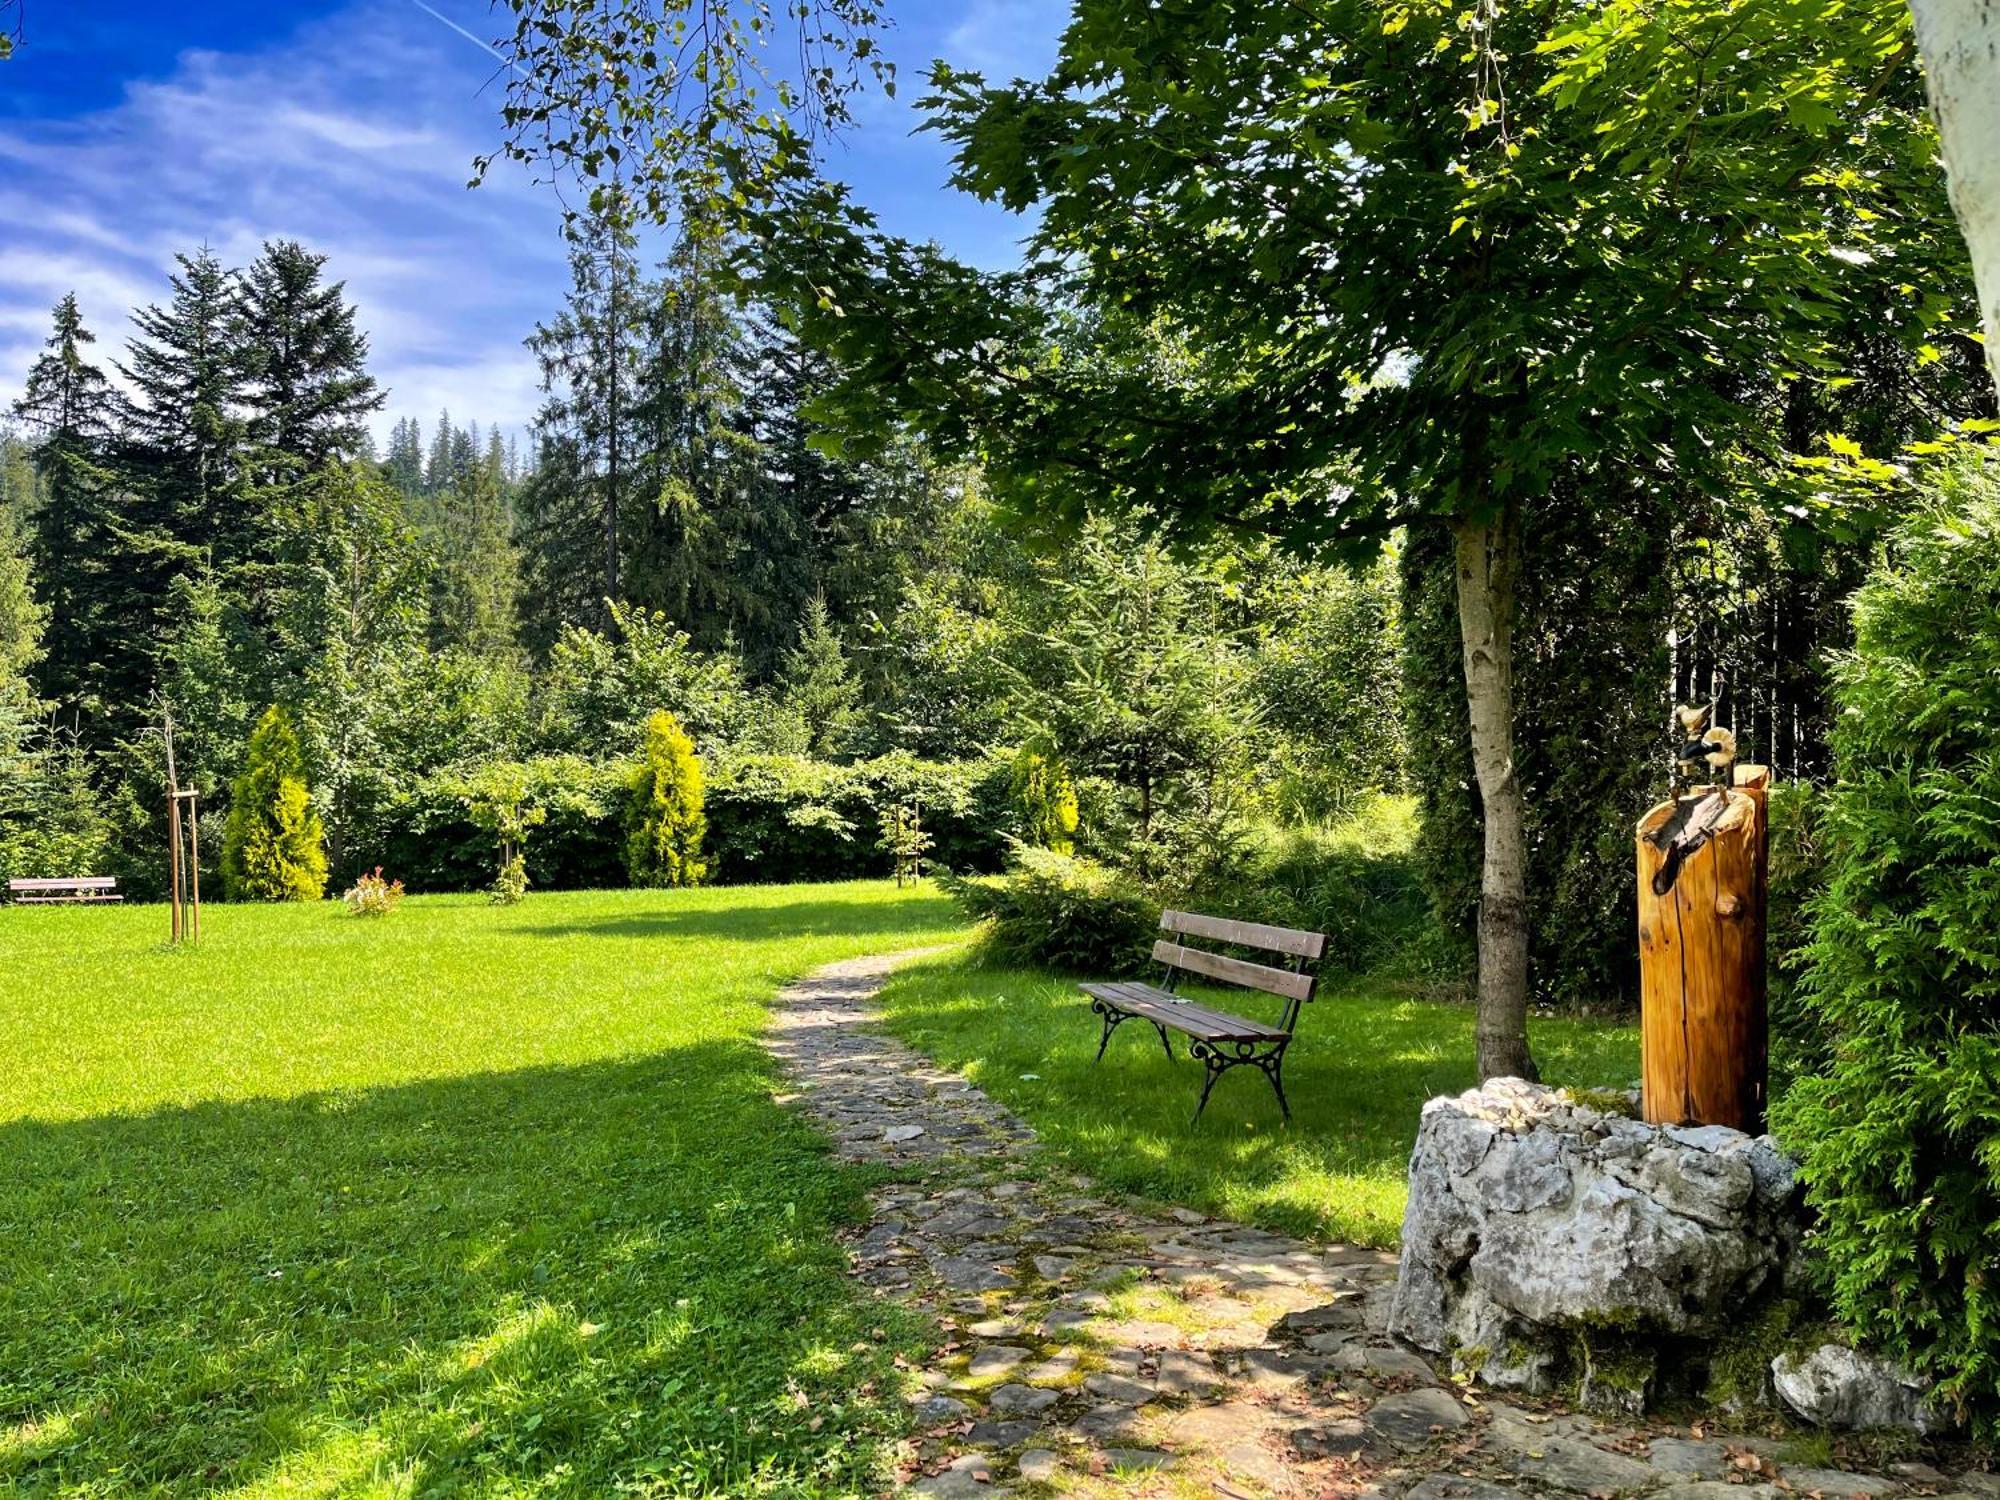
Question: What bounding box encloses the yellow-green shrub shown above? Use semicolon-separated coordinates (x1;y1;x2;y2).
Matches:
625;710;707;888
221;706;328;902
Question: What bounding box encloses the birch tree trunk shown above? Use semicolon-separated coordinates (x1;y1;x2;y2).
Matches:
1452;505;1540;1082
1910;0;2000;401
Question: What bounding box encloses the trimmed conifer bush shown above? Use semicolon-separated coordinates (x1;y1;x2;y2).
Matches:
1011;748;1079;855
221;705;329;901
1769;458;2000;1435
625;709;707;888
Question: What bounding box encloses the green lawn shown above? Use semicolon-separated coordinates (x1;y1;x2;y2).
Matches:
874;955;1640;1248
0;883;964;1498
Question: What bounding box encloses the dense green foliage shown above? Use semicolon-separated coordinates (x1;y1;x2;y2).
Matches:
737;0;1974;1077
0;884;961;1494
874;952;1637;1247
1770;460;2000;1436
2;231;1416;913
220;706;329;902
942;846;1157;974
624;709;708;887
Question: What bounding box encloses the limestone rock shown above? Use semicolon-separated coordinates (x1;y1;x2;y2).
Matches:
1389;1079;1802;1401
1363;1387;1469;1449
1772;1342;1945;1434
1779;1467;1898;1497
1015;1449;1060;1483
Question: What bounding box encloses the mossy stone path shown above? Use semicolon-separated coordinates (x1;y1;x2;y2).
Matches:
768;956;1941;1499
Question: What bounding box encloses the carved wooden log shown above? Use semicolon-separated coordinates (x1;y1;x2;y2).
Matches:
1635;765;1770;1132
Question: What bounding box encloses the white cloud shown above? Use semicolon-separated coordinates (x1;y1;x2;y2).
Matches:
942;0;1067;79
0;0;566;441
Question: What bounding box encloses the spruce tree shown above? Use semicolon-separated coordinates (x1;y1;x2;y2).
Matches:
779;591;861;757
623;232;774;655
383;416;425;496
523;205;646;620
117;248;250;561
427;444;522;659
424;411;458;495
237;239;382;478
221;704;329;901
624;708;706;887
12;294;141;726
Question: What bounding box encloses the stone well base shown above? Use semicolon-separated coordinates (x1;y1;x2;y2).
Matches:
1387;1078;1800;1411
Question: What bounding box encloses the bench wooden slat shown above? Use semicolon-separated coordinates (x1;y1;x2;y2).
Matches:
8;876;121;904
1081;982;1289;1041
1161;909;1326;960
1088;980;1288;1040
1151;939;1315;1003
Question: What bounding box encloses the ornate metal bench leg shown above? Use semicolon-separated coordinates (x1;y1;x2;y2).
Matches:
1151;1021;1174;1060
1190;1051;1228;1128
1260;1043;1292;1124
1187;1039;1291;1127
1092;1002;1127;1063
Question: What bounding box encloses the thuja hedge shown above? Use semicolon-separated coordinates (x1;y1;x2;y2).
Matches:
1770;459;2000;1435
370;751;1016;893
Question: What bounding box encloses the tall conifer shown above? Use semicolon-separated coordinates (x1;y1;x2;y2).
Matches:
117;248;248;561
237;240;382;478
12;295;141;723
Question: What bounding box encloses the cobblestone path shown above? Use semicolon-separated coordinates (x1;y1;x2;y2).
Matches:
767;953;1964;1500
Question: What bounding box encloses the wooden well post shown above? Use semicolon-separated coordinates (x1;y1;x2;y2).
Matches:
1635;764;1770;1132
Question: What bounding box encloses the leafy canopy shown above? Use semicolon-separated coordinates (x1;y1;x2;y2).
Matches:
762;0;1961;552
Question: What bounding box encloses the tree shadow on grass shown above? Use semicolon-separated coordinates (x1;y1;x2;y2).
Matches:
520;891;962;945
0;1041;921;1497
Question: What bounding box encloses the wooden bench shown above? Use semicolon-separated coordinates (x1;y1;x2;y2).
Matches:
8;876;121;904
1081;910;1328;1127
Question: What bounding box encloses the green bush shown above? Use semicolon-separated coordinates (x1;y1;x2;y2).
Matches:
703;752;1013;883
1769;459;2000;1436
221;706;328;902
1199;799;1431;978
1764;782;1829;1092
943;846;1158;974
625;710;708;888
370;753;1012;893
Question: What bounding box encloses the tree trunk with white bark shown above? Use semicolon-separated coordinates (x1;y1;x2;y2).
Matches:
1910;0;2000;401
1452;504;1540;1083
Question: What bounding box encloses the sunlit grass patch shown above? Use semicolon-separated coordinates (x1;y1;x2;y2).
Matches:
874;955;1639;1247
0;882;965;1497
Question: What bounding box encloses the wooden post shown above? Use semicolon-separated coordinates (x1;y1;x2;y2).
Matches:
1635;764;1770;1131
187;792;201;944
167;782;184;945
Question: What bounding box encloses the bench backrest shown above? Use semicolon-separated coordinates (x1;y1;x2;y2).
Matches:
1153;909;1328;1034
9;876;117;892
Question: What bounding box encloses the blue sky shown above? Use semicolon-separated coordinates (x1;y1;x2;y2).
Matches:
0;0;1065;442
